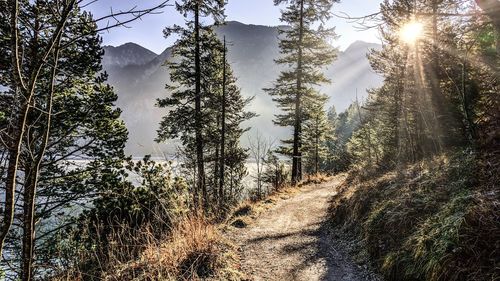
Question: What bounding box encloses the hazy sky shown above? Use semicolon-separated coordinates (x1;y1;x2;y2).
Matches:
88;0;383;54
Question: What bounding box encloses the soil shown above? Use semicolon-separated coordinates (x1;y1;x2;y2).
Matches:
228;177;382;281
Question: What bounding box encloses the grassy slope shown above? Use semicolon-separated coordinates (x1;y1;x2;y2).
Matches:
100;216;243;281
328;149;499;281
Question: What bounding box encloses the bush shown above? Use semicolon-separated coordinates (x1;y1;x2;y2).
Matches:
262;151;290;192
54;156;190;278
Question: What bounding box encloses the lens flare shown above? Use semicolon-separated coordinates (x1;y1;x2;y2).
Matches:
400;21;424;44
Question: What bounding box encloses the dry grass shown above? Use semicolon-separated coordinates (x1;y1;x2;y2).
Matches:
226;183;300;229
105;216;242;281
51;172;357;280
328;150;500;281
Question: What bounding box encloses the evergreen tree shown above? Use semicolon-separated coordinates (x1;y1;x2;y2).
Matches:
265;0;338;184
203;35;255;210
302;95;332;174
158;0;224;211
158;15;254;213
348;0;499;171
324;103;361;172
262;151;289;192
159;0;225;210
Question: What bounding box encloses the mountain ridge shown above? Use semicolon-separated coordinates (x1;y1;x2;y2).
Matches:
102;21;383;156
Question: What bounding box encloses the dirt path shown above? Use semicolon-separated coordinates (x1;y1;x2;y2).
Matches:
229;177;381;281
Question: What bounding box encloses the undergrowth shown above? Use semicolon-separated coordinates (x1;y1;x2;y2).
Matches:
53;172;332;280
329;149;499;281
104;216;242;281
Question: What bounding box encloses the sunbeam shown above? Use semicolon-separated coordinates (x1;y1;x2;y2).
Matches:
399;20;425;44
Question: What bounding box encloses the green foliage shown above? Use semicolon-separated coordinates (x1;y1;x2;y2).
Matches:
60;156;190;276
262;151;290;191
96;156;189;226
265;0;338;182
333;0;499;176
323;103;361;172
302;96;332;174
0;3;128;277
157;12;254;212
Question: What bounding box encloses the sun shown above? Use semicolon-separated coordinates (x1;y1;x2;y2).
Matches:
400;21;424;44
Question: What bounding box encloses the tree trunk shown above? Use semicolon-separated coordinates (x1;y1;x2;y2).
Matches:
1;0;74;259
214;117;220;203
22;169;36;281
315;129;319;174
219;36;227;209
22;32;59;281
194;2;206;211
292;0;304;185
429;0;444;152
0;0;22;258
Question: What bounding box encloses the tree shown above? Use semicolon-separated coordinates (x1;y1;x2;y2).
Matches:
248;132;274;199
302;95;332;174
265;0;338;185
262;151;290;192
0;1;168;279
324;103;361;172
158;0;224;211
475;0;500;57
347;0;499;172
158;9;254;213
206;36;255;210
61;156;189;277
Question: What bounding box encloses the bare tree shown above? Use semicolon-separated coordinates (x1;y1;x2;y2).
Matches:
248;131;275;199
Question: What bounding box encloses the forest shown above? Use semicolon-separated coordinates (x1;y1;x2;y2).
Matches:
0;0;498;280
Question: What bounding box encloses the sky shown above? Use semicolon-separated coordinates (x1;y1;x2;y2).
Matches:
87;0;383;54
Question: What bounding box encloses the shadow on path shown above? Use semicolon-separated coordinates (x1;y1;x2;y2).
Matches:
230;180;381;281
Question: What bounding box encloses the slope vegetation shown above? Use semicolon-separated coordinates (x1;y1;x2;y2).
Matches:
328;150;499;281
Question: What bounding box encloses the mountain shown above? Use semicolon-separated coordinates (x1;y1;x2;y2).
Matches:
102;42;158;67
102;21;383;156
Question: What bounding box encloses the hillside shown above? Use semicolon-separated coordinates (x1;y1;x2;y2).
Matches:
102;21;383;156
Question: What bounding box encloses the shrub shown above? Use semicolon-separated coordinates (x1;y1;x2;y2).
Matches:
54;156;190;278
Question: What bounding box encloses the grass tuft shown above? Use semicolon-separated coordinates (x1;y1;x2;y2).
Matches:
106;216;242;280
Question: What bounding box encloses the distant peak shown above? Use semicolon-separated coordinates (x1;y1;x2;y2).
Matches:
225;20;246;26
221;20;283;29
344;40;381;53
120;42;144;48
348;40;371;48
104;42;158;55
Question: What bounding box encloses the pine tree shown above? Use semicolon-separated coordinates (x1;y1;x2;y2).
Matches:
265;0;338;185
349;0;499;171
158;0;225;211
203;35;255;210
158;14;254;213
262;151;289;191
302;95;331;174
324;103;360;172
